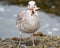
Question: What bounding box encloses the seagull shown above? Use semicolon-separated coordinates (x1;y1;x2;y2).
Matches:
16;1;40;46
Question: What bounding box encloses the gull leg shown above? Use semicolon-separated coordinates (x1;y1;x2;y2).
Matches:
19;32;22;48
31;33;35;46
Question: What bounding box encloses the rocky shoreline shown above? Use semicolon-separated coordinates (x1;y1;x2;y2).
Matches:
0;32;60;48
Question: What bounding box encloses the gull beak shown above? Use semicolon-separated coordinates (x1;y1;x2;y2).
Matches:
34;5;40;11
37;7;40;10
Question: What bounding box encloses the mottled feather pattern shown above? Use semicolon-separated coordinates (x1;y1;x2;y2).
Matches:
16;11;26;25
16;10;40;33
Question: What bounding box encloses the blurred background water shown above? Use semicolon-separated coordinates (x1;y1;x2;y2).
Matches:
0;0;60;39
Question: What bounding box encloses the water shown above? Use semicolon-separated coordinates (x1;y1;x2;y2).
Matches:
0;5;60;39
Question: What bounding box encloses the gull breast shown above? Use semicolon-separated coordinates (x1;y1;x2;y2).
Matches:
16;11;40;33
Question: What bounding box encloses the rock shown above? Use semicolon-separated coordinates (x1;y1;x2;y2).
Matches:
0;32;60;48
33;32;45;36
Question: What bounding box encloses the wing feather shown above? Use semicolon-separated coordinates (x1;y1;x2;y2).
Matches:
16;11;26;25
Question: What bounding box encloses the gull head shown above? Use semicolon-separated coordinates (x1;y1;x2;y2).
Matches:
28;1;39;16
28;1;35;8
28;1;39;9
